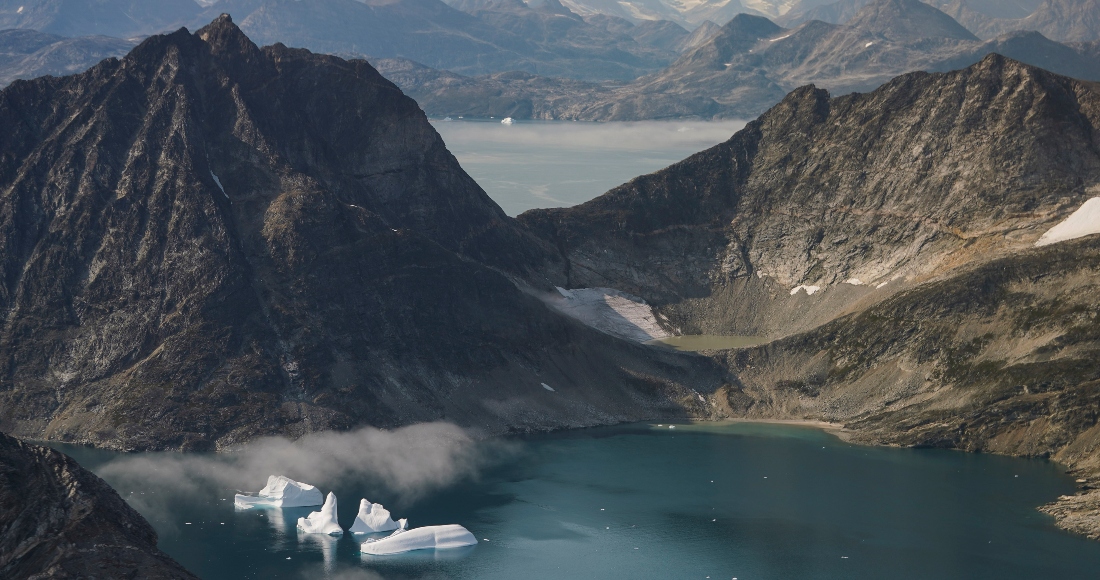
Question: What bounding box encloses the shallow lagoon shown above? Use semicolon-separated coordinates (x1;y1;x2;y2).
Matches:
55;422;1100;579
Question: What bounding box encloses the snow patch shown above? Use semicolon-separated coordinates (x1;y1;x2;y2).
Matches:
789;285;821;296
210;171;228;198
770;34;791;41
1035;198;1100;247
875;281;889;289
865;42;874;48
298;492;343;535
350;499;405;534
541;383;555;392
234;475;323;509
17;6;24;14
845;278;864;286
546;287;670;342
361;525;477;555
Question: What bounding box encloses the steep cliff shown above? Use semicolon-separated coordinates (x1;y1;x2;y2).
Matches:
0;432;197;579
0;15;726;451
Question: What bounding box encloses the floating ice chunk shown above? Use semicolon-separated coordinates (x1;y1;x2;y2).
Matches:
541;383;555;392
501;117;515;125
234;475;324;509
350;499;405;534
1035;198;1100;247
845;278;864;286
789;285;821;296
361;525;477;555
297;492;343;535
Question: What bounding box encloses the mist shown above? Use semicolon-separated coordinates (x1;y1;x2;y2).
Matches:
97;422;513;522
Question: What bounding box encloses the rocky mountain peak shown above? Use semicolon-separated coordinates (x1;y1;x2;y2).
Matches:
848;0;979;41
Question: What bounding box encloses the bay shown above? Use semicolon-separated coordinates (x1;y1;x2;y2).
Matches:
430;119;747;216
53;422;1100;579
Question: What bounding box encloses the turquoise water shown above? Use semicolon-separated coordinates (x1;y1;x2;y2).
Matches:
54;422;1100;579
430;119;746;216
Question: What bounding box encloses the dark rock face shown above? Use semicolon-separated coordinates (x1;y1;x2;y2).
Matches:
0;15;726;451
0;29;136;88
0;431;197;579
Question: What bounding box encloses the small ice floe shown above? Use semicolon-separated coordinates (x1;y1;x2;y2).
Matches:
234;475;323;509
1035;198;1100;247
789;285;821;296
501;117;515;125
845;278;864;286
669;425;676;429
361;525;477;555
443;116;453;121
350;499;406;534
541;383;555;392
297;492;343;535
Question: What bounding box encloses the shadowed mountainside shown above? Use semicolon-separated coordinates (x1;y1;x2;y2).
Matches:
0;15;726;451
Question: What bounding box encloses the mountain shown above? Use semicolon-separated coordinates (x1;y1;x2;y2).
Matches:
517;53;1100;537
844;0;977;41
382;3;1100;121
0;29;135;87
0;0;203;37
0;15;724;451
0;432;198;578
1011;0;1100;42
675;18;721;50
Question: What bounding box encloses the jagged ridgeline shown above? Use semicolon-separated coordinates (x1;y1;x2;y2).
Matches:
0;15;724;451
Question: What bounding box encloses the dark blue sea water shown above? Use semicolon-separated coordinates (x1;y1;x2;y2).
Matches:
54;422;1100;579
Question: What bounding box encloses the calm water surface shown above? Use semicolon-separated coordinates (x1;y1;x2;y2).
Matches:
55;422;1100;579
431;119;747;216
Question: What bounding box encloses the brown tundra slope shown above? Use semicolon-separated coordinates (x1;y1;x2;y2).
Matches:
0;15;727;452
519;54;1100;537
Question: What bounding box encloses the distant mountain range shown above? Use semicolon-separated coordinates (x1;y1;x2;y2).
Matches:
380;0;1100;120
0;29;135;86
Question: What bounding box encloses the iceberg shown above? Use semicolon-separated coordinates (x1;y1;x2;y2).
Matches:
297;492;343;535
360;525;477;555
349;499;406;534
501;117;514;125
234;475;323;509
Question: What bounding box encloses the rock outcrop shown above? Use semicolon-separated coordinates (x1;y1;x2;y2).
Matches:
0;15;726;451
0;431;198;579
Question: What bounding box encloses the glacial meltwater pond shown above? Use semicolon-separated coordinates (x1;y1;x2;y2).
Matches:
430;119;747;216
53;422;1100;579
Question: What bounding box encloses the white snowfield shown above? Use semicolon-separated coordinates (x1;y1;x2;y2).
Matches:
350;499;407;534
1035;198;1100;247
547;287;671;342
297;492;344;535
234;475;324;509
789;285;821;296
360;525;478;555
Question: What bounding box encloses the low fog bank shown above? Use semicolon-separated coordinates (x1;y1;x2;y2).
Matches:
96;423;515;522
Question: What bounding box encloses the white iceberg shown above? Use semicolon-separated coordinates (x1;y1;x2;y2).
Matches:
360;525;477;555
501;117;514;125
297;492;343;535
234;475;323;509
1035;197;1100;247
349;499;406;534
